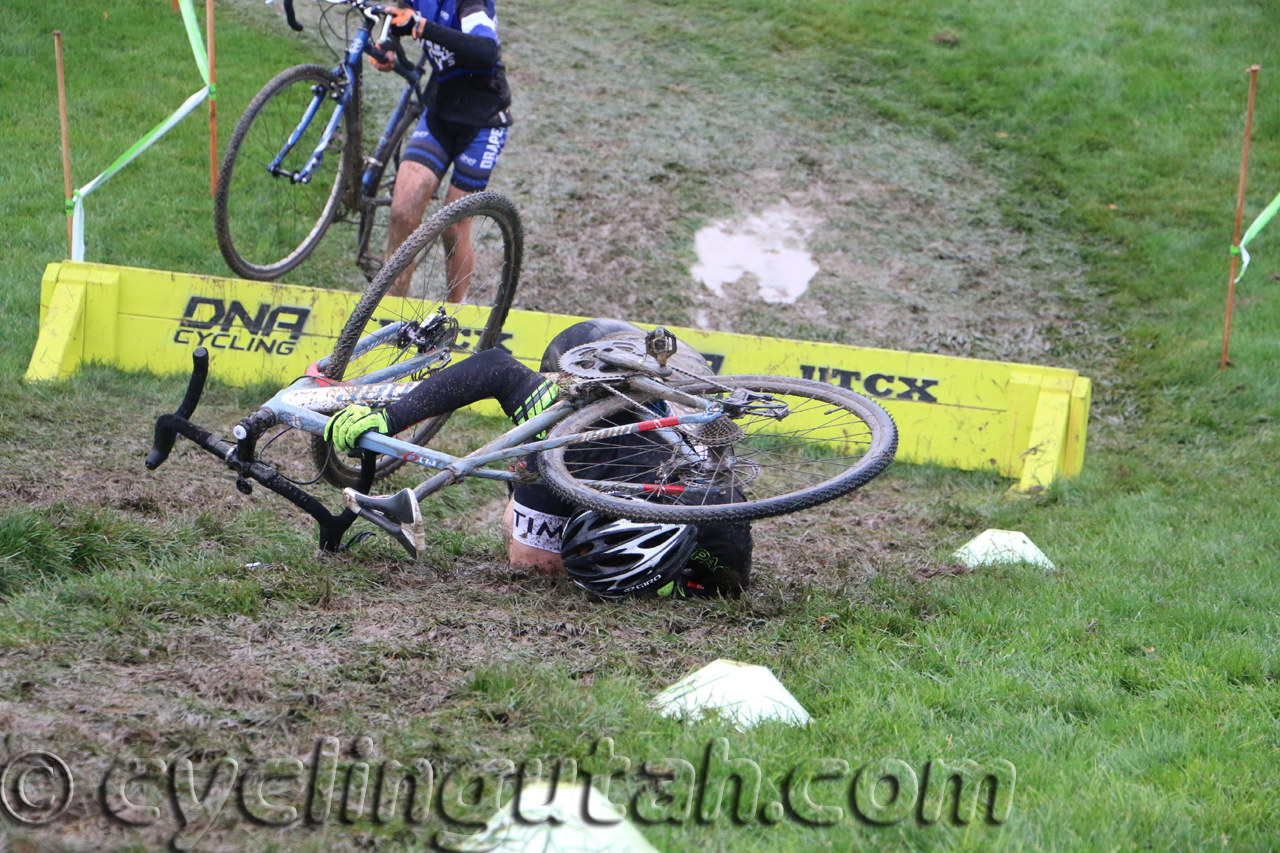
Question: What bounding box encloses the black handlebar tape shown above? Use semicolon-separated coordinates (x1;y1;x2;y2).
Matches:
283;0;304;32
176;347;210;419
145;347;210;470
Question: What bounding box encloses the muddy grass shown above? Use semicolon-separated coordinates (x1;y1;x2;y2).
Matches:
0;0;1104;850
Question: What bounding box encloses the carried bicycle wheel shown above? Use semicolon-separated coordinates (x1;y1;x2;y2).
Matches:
540;376;897;524
215;64;356;280
312;191;523;488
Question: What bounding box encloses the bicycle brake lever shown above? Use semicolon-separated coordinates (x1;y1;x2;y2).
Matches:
343;488;425;558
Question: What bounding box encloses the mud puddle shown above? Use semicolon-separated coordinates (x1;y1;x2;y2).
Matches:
690;204;822;308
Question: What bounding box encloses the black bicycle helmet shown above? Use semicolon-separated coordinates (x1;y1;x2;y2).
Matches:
560;509;698;599
539;319;645;372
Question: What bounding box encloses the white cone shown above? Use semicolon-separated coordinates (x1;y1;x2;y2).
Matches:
449;782;659;853
652;659;811;731
953;528;1055;571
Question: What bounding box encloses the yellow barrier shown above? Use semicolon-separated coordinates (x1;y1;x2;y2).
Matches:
26;261;1090;492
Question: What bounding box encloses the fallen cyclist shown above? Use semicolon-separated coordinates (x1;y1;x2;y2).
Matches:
324;320;752;600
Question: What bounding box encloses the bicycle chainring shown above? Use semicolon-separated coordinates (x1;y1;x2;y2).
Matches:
558;340;648;379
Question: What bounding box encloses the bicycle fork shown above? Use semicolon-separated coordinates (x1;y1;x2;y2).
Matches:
267;24;377;185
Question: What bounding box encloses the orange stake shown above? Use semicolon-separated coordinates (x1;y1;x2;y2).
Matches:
207;0;218;196
54;31;74;260
1221;64;1261;369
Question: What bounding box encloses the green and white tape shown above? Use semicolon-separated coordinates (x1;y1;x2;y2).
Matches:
1233;189;1280;283
177;0;211;86
69;0;211;261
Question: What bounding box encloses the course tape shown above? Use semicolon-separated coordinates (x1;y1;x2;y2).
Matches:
68;0;210;261
70;88;210;261
177;0;210;85
1234;189;1280;283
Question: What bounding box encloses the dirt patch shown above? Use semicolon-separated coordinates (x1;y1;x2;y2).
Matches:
493;2;1097;364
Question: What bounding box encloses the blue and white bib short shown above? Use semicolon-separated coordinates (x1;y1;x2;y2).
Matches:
402;112;509;192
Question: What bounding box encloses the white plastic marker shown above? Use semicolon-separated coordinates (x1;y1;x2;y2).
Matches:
448;782;660;853
652;659;811;731
68;0;211;261
953;528;1055;571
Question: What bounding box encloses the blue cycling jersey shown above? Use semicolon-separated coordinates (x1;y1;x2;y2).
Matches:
407;0;511;126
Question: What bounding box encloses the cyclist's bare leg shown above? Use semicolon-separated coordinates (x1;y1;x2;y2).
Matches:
503;498;564;575
386;161;441;298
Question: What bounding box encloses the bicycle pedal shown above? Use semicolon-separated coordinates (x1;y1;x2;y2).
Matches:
343;487;426;559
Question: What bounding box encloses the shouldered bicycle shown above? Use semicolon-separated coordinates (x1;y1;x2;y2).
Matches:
214;0;430;282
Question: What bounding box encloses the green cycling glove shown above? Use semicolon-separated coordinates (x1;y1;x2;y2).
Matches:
324;404;391;454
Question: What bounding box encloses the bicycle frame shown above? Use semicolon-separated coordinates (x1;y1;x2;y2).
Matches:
258;343;730;504
145;336;732;557
268;2;424;192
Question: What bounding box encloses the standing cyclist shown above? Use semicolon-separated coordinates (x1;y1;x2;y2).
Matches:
369;0;513;299
325;321;753;600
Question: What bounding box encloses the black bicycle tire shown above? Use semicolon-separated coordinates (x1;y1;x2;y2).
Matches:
214;64;356;281
312;191;523;488
539;375;897;523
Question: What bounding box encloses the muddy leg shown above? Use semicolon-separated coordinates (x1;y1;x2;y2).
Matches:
386;161;442;298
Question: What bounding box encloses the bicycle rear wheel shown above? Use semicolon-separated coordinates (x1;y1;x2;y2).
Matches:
215;64;355;280
539;376;897;523
312;192;523;488
355;104;420;281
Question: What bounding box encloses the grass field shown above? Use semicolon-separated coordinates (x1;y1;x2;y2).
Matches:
2;0;1280;850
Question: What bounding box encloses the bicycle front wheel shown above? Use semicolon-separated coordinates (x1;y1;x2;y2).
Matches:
215;64;355;280
312;192;523;488
539;376;897;524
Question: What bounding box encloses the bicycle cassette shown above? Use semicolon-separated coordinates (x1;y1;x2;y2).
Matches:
678;414;746;447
